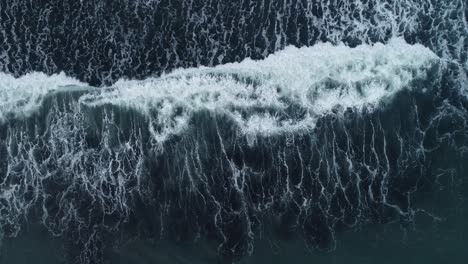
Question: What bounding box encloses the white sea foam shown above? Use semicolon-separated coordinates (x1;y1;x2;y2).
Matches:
0;72;86;121
0;39;439;143
82;38;439;142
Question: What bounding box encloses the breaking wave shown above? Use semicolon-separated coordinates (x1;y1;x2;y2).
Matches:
2;39;438;137
0;0;466;86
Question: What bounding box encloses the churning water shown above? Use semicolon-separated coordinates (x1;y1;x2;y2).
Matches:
0;0;467;263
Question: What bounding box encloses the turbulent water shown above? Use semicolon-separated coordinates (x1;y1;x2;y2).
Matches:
0;0;467;263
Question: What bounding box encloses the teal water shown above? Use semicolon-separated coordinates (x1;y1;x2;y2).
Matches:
2;194;467;264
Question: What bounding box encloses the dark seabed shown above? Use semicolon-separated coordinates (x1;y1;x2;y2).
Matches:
0;0;467;263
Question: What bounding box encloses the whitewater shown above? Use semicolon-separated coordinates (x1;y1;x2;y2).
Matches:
1;39;439;138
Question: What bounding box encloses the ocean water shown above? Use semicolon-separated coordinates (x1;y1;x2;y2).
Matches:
0;0;467;263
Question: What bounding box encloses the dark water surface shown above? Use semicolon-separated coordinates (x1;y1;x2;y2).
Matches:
0;0;467;263
3;202;468;264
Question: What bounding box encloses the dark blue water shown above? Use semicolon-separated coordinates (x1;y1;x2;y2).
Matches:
0;0;467;263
